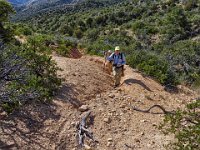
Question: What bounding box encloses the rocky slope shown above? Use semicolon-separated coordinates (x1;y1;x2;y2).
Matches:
0;54;198;150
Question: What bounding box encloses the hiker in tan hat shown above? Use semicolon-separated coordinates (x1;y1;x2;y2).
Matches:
107;46;126;87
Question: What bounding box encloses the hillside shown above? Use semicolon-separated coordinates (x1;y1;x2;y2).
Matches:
13;0;199;88
11;0;125;20
8;0;30;6
0;54;198;149
1;1;200;149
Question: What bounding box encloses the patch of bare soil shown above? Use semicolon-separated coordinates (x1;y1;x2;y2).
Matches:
0;54;198;150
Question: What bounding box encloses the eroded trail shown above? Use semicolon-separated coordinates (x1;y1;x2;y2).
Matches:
0;54;198;150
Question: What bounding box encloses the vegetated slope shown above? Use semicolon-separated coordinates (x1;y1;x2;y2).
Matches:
12;0;125;20
8;0;30;6
22;0;200;87
0;54;198;149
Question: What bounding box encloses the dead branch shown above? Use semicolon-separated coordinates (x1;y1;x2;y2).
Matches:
124;143;135;149
76;111;97;147
132;104;199;125
132;104;175;114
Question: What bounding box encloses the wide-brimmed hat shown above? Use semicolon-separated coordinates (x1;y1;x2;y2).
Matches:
115;46;120;51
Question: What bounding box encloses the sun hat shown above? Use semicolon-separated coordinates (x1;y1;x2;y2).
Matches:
115;46;120;51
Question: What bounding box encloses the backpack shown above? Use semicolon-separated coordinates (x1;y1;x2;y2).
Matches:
112;52;123;60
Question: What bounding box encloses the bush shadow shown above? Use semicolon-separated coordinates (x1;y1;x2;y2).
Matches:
0;102;60;149
55;83;82;108
124;78;152;92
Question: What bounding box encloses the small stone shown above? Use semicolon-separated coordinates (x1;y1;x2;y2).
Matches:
140;120;147;123
152;123;157;126
120;104;126;108
104;118;111;123
147;144;151;147
108;113;113;116
108;94;115;98
71;122;76;126
96;94;101;98
107;138;113;141
141;132;145;136
107;142;112;147
134;138;140;143
120;113;124;116
79;105;89;112
99;108;103;112
111;109;116;112
84;144;92;150
123;128;127;131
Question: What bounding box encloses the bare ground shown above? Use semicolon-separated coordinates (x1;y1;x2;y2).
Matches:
0;54;198;150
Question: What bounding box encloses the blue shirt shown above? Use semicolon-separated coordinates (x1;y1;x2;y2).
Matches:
107;52;126;67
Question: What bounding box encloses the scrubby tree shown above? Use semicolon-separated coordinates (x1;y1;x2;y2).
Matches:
160;100;200;150
0;1;61;113
0;0;14;41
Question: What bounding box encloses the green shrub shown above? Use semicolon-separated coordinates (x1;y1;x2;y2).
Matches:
160;100;200;150
127;51;178;85
0;42;61;113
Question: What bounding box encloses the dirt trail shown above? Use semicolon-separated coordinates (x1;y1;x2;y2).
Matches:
0;54;198;150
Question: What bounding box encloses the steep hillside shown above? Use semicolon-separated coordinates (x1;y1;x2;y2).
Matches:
0;54;198;149
21;0;200;87
11;0;125;20
8;0;30;6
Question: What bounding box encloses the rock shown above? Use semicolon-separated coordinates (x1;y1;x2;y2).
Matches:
141;132;145;136
107;138;113;141
120;104;126;108
84;144;92;150
96;94;101;98
147;144;151;147
152;123;157;126
123;128;127;132
140;120;147;123
104;101;108;104
108;94;115;98
79;105;89;112
134;138;140;143
107;142;112;147
108;113;113;116
71;122;76;126
99;108;103;112
120;113;124;116
111;109;116;112
104;117;111;123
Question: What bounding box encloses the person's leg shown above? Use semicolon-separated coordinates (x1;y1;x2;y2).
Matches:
121;65;124;77
113;67;122;86
113;67;117;86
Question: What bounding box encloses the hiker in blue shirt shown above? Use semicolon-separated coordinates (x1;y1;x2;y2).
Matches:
107;46;126;87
